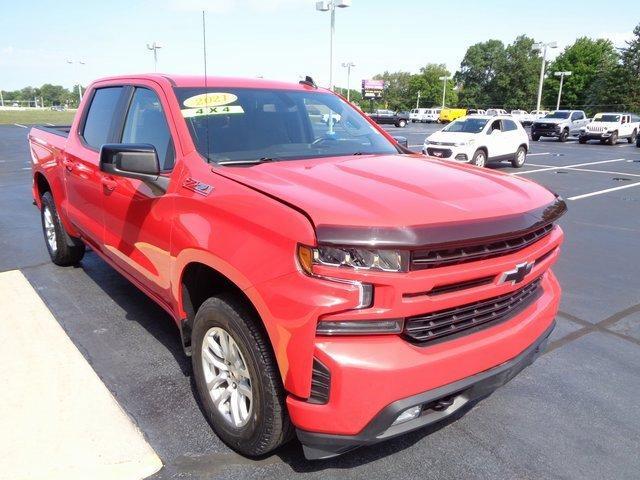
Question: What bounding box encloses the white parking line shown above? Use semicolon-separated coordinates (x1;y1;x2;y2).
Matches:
0;270;162;479
514;158;627;175
568;181;640;201
13;123;27;129
527;152;551;156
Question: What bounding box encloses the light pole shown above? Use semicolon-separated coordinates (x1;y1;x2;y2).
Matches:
66;59;86;104
316;1;351;91
554;71;572;110
341;61;355;101
438;76;450;109
146;41;162;72
416;91;421;109
533;41;557;112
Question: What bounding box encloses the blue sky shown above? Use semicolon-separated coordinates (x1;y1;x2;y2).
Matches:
1;0;638;91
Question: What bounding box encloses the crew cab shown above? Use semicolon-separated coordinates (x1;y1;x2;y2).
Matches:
28;74;564;460
531;110;589;141
367;109;409;127
423;115;529;168
578;112;639;145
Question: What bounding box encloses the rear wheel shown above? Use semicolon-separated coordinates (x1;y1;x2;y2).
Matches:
511;146;527;168
40;191;85;266
607;131;618;145
191;295;292;457
628;129;637;144
559;128;569;142
471;149;487;168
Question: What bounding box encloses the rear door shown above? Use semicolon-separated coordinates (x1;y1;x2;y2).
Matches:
64;86;125;247
500;119;521;155
570;111;587;134
485;119;508;158
101;83;177;301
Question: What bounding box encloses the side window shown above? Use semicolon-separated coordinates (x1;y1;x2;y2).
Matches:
502;120;518;131
82;87;123;149
571;112;584;121
488;120;501;133
121;88;175;171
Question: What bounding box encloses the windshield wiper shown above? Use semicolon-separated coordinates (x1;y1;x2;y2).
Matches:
217;157;278;166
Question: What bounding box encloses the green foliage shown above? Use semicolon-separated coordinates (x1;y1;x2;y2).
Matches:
1;84;83;108
455;39;506;107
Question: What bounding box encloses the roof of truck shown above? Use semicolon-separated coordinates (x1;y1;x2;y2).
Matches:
93;73;323;91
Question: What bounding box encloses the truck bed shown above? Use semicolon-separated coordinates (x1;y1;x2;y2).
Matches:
34;125;71;138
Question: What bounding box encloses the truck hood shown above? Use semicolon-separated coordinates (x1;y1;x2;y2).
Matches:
426;131;477;144
533;118;567;125
215;154;559;245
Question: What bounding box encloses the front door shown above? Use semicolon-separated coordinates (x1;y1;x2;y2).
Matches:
101;84;176;301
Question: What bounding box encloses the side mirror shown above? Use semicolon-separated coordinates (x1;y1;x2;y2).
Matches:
392;136;408;148
99;143;168;194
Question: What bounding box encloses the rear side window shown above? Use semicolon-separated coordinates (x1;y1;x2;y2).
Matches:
121;88;175;171
503;120;518;131
571;111;584;121
82;87;123;149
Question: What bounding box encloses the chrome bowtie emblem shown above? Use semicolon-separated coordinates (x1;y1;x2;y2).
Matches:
498;262;534;285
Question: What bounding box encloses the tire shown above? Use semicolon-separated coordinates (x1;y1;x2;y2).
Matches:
511;146;527;168
397;119;407;128
607;131;618;145
471;149;487;168
628;129;637;144
578;137;587;144
411;120;415;123
40;191;85;266
191;295;293;457
531;134;540;141
559;128;569;142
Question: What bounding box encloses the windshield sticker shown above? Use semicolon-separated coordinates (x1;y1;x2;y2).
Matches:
181;105;245;118
183;92;238;108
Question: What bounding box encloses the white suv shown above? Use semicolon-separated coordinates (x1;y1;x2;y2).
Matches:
579;113;639;145
423;115;529;168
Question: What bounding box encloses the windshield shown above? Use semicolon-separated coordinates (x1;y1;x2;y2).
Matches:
443;117;489;133
593;114;621;122
174;87;398;164
545;111;570;119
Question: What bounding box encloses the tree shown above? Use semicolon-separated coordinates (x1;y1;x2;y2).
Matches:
493;35;541;109
373;71;413;111
455;40;506;108
544;38;619;109
619;23;640;108
410;64;457;109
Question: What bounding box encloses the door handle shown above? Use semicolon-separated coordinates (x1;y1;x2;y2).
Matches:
62;158;75;171
101;177;117;191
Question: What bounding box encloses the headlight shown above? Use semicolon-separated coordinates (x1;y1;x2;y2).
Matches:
454;139;475;147
298;245;409;272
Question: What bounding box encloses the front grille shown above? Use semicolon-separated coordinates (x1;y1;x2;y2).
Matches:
588;126;605;132
427;147;453;158
404;277;542;344
411;223;554;270
308;359;331;404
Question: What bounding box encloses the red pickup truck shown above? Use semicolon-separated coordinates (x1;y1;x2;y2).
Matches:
28;74;565;460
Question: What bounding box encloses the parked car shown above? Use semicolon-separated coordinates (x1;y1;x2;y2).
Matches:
368;109;409;127
50;105;66;111
438;108;467;123
530;110;549;121
28;74;564;460
578;112;639;145
531;110;589;142
423;115;530;168
410;108;441;123
510;110;534;126
466;108;486;115
486;108;508;116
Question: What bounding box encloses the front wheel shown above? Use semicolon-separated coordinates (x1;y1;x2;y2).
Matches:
471;149;487;168
511;146;527;168
40;191;85;266
559;129;569;142
531;134;540;141
628;130;637;144
191;295;292;457
578;137;587;144
607;131;618;145
396;119;407;128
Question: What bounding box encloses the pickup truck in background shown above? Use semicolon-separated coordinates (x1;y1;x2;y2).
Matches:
510;110;534;126
578;112;639;145
367;109;409;127
531;110;589;142
28;74;565;460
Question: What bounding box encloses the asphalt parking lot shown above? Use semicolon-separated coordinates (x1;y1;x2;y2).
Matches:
1;122;640;479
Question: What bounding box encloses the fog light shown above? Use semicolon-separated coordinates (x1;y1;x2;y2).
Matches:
391;405;422;426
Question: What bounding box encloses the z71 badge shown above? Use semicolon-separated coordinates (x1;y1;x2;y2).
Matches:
182;177;213;196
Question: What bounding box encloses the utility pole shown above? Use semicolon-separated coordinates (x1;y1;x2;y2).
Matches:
146;42;162;72
0;90;4;107
533;41;557;112
341;61;355;101
554;71;572;110
416;91;421;109
438;76;450;109
66;60;85;104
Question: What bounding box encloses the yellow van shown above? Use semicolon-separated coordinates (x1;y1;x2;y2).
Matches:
439;108;467;123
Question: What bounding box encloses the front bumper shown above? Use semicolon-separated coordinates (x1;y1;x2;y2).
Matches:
532;125;561;137
422;143;472;162
297;319;555;459
579;132;612;140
